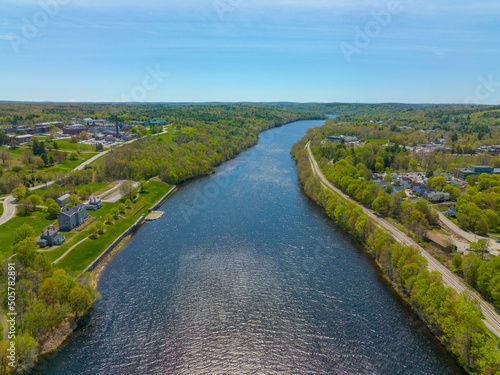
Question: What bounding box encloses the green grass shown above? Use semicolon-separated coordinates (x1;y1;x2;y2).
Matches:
52;139;97;152
54;181;173;274
364;139;388;145
0;211;56;256
31;181;110;199
0;203;3;217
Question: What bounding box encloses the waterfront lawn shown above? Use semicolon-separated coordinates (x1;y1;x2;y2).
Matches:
0;211;56;256
56;181;172;274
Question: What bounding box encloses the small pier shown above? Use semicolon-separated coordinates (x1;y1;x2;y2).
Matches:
145;211;165;221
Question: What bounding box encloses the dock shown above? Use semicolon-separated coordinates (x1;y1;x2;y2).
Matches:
145;211;164;221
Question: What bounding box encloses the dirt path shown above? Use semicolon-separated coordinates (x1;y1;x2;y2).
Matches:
306;142;500;337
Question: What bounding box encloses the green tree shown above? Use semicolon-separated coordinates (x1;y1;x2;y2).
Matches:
14;223;36;243
68;286;93;318
427;176;447;191
27;194;43;211
16;332;39;372
46;202;61;219
372;195;389;216
452;254;463;272
69;150;79;160
14;237;38;268
67;193;80;206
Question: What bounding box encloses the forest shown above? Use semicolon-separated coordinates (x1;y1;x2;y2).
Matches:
97;105;321;184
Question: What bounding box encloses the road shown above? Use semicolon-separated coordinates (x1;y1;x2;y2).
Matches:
101;180;140;203
437;211;500;255
305;142;500;337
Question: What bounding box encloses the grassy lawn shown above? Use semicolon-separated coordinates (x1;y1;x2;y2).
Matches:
364;139;388;145
31;181;110;199
0;211;56;256
0;203;3;217
54;181;173;274
4;150;98;176
52;139;97;152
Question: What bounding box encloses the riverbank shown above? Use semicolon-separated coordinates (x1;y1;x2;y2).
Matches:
293;139;500;373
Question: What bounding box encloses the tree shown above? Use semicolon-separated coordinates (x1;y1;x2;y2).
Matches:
120;182;135;200
452;254;463;272
69;150;79;160
88;224;99;239
125;198;132;208
67;193;80;206
118;203;126;213
17;199;32;216
79;131;87;140
47;202;61;219
27;194;43;211
68;286;93;318
96;143;104;151
104;213;114;225
470;239;489;259
428;176;447;191
16;332;39;372
14;224;36;243
14;237;38;268
372;195;388;216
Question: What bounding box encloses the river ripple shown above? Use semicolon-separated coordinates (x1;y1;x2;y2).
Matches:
38;120;464;374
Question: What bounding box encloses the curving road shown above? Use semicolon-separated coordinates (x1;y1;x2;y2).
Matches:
305;142;500;337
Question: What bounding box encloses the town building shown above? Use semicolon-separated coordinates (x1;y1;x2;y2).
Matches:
143;119;167;126
458;165;500;179
36;225;66;248
55;193;71;207
447;206;457;217
427;191;450;202
58;203;88;231
86;196;103;211
8;134;33;143
62;123;87;135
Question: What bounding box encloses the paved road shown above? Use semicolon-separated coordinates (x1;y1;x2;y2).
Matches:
101;180;140;203
0;196;15;226
305;142;500;337
437;210;500;255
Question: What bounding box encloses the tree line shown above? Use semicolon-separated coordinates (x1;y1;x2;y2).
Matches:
292;138;500;374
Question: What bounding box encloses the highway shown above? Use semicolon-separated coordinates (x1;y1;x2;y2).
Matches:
305;142;500;337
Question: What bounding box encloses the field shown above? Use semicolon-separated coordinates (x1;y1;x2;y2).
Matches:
364;138;388;145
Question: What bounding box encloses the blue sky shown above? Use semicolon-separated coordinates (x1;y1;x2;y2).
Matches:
1;0;500;103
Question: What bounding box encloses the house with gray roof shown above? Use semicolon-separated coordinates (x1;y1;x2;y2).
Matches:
55;193;71;207
36;225;66;248
58;203;88;231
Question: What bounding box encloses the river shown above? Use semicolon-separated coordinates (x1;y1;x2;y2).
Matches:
37;120;464;374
